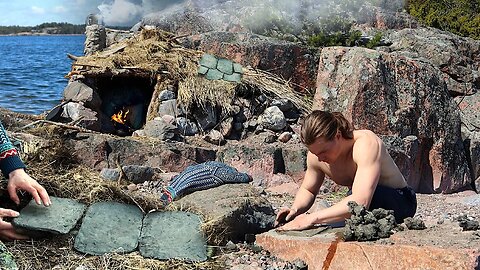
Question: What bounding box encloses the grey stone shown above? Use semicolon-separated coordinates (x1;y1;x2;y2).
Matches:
233;63;243;74
63;81;101;109
223;72;242;83
198;65;209;75
199;54;218;69
158;99;178;117
158;90;176;101
203;130;225;145
122;165;155;184
176;117;199;136
13;197;86;234
74;202;143;255
271;98;294;112
139;211;207;262
278;132;292;143
259;106;287;131
61;102;97;122
462;194;480;206
217;58;233;75
404;217;427;230
84;25;106;56
205;69;223;80
0;241;18;270
100;168;120;181
143;119;177;140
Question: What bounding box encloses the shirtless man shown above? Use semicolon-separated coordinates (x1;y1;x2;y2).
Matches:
275;110;416;231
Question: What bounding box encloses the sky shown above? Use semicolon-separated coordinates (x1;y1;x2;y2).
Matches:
0;0;182;27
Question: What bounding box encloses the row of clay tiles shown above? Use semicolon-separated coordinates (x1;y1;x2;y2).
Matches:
13;197;207;261
198;54;243;82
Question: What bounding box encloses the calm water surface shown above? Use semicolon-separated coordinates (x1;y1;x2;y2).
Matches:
0;35;84;114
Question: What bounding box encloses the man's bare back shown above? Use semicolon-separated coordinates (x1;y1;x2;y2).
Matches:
313;130;408;189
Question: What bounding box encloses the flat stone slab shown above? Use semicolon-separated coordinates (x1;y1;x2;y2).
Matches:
257;226;480;270
13;197;86;234
139;211;207;262
74;202;143;255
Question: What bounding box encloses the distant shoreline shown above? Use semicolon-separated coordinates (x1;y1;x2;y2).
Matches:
0;33;85;37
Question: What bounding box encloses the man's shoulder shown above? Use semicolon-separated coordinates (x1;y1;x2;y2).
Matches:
353;130;382;145
352;130;383;161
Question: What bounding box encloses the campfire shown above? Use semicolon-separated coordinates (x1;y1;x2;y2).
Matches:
111;108;129;125
111;107;134;135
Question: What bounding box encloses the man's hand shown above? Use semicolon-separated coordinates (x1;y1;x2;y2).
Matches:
275;213;316;231
274;207;298;227
7;168;51;206
0;208;29;241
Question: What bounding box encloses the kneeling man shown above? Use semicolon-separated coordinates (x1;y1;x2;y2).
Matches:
275;110;416;231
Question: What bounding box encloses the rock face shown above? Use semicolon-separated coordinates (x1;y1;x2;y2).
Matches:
182;32;318;93
314;46;471;193
384;27;480;96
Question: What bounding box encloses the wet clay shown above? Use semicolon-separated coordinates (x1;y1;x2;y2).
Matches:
343;201;397;241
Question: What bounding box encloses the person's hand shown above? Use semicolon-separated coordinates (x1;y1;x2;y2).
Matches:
0;208;29;241
274;207;298;227
275;213;316;231
7;168;51;206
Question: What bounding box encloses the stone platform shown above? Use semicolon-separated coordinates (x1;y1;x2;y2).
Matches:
256;225;480;270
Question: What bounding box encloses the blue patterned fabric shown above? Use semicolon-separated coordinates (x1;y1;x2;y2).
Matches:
0;121;25;178
160;161;251;204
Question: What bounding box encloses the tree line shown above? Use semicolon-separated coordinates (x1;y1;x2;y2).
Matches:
0;22;86;35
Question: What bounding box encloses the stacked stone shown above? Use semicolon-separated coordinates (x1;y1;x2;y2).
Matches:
198;54;243;83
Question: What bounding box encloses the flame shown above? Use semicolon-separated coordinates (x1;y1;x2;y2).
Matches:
111;109;129;125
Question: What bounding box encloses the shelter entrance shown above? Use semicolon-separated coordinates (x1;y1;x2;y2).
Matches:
94;76;156;135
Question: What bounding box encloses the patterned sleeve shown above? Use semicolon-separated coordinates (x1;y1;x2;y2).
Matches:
0;120;25;178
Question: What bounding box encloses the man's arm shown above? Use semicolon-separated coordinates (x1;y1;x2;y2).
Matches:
290;152;325;213
275;152;325;226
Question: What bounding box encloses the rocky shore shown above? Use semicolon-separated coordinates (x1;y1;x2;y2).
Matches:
1;0;480;268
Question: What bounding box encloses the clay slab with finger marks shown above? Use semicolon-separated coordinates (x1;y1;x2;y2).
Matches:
12;196;86;234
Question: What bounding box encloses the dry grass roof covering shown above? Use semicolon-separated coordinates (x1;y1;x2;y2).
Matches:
69;28;203;79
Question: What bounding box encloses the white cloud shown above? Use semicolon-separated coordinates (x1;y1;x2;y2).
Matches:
31;6;45;14
53;6;67;13
98;0;143;25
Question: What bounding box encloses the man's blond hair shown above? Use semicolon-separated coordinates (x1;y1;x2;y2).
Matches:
300;111;353;145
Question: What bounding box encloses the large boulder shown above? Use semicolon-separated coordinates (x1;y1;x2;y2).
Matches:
314;47;471;193
70;133;216;172
172;184;275;245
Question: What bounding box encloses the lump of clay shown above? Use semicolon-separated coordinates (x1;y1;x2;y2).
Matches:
344;201;397;241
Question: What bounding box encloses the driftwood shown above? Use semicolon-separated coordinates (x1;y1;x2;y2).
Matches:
67;53;79;61
16;119;100;134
